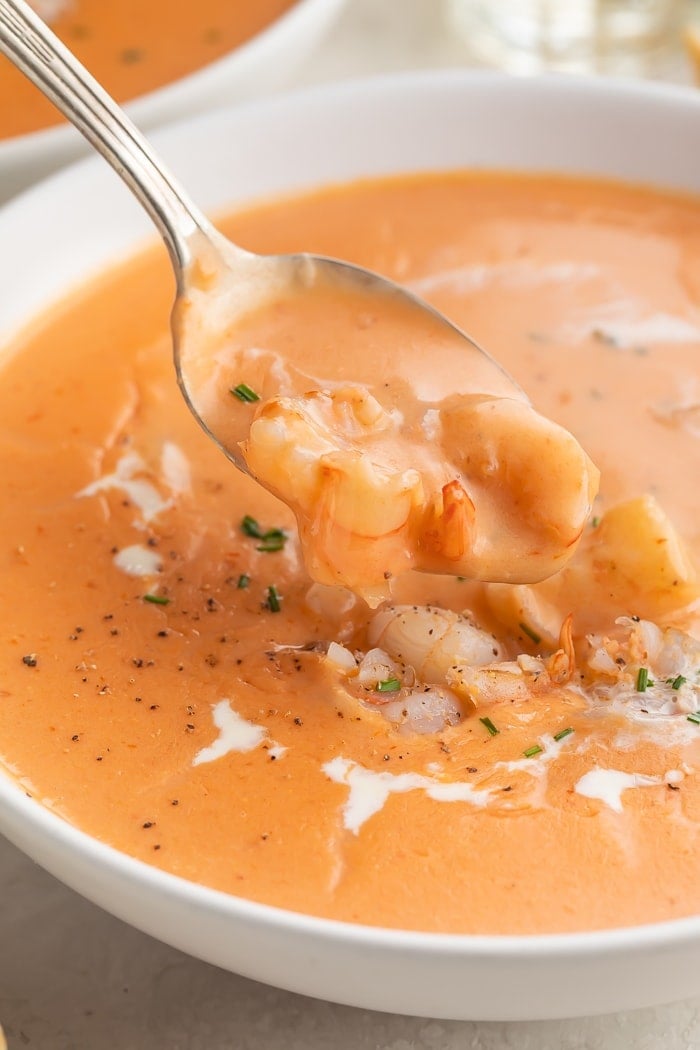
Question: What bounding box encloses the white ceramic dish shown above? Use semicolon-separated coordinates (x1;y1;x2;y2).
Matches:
0;0;345;204
0;71;699;1022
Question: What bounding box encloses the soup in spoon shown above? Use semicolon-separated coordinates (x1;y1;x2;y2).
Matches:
177;252;599;604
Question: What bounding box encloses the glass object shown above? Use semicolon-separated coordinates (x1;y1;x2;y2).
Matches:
445;0;685;73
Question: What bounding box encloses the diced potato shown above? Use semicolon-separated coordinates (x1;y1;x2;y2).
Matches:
486;495;699;640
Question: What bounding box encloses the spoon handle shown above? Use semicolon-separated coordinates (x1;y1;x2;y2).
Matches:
0;0;217;274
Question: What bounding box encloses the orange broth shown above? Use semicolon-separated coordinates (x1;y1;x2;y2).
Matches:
1;171;699;934
1;0;297;139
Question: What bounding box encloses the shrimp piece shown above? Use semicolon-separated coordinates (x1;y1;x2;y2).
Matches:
367;603;576;707
449;615;576;706
244;386;424;604
585;622;700;718
368;604;503;683
243;380;598;602
379;687;464;734
323;639;463;734
432;394;599;584
586;616;700;714
327;606;575;728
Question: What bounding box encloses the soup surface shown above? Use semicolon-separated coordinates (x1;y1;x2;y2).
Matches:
1;172;700;934
1;0;297;139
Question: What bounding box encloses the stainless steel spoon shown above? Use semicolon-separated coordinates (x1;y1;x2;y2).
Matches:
0;0;522;476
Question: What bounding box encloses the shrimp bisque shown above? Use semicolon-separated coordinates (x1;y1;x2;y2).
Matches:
1;172;700;935
176;258;600;604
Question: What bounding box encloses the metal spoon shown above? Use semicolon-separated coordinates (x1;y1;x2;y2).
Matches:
0;0;522;476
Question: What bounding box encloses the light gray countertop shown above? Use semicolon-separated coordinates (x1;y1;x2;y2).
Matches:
2;1;700;1046
4;833;700;1047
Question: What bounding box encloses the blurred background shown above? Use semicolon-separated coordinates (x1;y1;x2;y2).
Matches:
304;0;700;85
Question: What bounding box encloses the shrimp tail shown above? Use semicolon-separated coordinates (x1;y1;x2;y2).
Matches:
545;613;576;684
422;479;476;563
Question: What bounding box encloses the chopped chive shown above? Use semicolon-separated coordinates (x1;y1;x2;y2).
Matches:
143;593;170;606
256;530;286;553
241;515;263;538
237;574;250;589
687;713;700;725
241;516;287;550
480;716;499;737
376;677;401;693
671;675;687;691
591;516;600;528
523;744;543;758
231;383;260;403
553;726;574;742
519;622;541;645
265;585;282;613
636;667;650;692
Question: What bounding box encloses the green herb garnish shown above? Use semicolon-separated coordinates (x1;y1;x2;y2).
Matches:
230;383;260;403
241;516;287;551
553;727;574;742
671;675;687;691
636;667;650;692
480;716;499;737
237;574;250;589
265;585;282;613
376;678;401;693
143;593;170;606
523;744;543;758
241;515;264;537
256;530;286;553
687;713;700;726
519;622;541;645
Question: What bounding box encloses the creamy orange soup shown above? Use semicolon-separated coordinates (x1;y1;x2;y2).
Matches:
1;0;297;139
1;172;700;935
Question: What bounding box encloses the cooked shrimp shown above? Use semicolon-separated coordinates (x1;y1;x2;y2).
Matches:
244;385;424;603
321;605;577;728
378;687;464;734
368;604;503;682
242;380;599;602
428;394;599;584
365;602;565;709
448;615;576;706
586;616;700;715
322;638;464;733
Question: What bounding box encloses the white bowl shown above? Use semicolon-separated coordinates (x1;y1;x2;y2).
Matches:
1;71;699;1022
0;0;345;204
